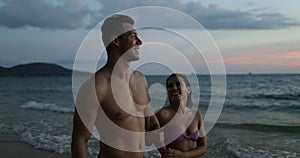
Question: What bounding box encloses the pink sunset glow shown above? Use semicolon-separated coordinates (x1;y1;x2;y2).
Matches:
224;51;300;67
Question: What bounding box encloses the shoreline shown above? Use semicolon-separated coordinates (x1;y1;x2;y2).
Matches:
0;133;70;158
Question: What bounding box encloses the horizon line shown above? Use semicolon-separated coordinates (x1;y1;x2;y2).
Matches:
1;62;300;76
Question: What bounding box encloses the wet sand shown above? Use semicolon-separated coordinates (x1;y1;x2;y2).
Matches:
0;133;70;158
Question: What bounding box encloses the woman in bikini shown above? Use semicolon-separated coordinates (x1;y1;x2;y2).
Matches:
156;73;206;158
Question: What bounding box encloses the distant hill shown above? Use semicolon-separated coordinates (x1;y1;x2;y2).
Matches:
0;63;72;77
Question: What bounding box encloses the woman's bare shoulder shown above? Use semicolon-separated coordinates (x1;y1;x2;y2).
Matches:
155;106;173;125
156;106;172;115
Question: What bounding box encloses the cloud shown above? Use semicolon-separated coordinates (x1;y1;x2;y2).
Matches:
0;0;298;30
90;0;299;30
193;4;299;29
0;0;94;29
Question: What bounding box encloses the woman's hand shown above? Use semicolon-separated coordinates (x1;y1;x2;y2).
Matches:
161;148;186;158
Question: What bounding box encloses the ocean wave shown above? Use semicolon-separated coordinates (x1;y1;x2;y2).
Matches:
216;122;300;133
225;103;300;112
203;136;294;158
244;93;300;101
20;101;74;113
20;131;72;154
225;138;298;158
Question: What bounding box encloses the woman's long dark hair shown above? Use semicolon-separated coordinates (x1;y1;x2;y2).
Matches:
166;73;192;108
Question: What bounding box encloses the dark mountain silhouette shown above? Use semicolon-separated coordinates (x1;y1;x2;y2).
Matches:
0;63;72;77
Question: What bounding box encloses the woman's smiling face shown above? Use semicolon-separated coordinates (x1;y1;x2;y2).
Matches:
167;76;190;103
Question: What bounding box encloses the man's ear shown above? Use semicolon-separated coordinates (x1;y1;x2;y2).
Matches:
110;35;120;47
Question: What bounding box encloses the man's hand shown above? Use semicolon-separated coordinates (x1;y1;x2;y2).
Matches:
145;128;164;146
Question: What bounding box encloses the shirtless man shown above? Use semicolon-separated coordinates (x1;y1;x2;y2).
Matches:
71;14;162;158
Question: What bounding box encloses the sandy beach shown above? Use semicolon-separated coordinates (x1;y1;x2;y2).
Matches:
0;133;70;158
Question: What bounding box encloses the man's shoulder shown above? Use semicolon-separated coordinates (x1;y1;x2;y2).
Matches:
95;69;111;83
94;70;111;98
132;70;147;83
132;70;146;78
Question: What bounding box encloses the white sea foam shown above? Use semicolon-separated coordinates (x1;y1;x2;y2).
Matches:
20;130;72;154
225;137;298;158
21;101;74;113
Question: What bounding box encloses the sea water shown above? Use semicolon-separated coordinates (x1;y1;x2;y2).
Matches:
0;74;299;157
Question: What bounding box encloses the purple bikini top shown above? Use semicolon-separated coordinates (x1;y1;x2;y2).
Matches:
165;130;200;143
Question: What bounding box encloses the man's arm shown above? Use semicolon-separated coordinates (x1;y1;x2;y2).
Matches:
71;108;91;158
71;77;101;158
144;105;160;131
145;109;166;151
135;71;166;149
